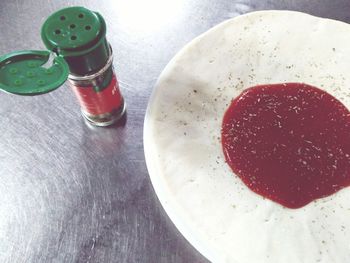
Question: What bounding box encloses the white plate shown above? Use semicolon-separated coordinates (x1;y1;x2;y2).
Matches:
144;10;350;263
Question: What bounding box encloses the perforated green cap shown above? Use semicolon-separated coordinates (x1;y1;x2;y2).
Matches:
41;6;109;75
41;7;104;52
0;50;69;95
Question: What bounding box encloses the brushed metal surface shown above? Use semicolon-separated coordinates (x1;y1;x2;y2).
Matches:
1;1;350;262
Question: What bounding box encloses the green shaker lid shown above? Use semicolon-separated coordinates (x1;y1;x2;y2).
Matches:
41;6;104;53
41;6;109;75
0;50;69;95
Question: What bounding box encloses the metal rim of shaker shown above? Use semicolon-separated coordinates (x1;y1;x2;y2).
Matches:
67;44;114;81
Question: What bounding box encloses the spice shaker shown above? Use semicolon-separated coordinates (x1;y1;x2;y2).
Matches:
0;6;125;126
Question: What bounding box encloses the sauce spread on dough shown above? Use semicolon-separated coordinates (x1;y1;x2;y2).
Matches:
221;83;350;208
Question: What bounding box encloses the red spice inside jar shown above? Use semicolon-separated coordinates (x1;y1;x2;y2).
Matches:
71;74;122;116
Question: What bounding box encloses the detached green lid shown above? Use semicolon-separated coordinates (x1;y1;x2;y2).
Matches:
0;6;109;95
0;50;69;95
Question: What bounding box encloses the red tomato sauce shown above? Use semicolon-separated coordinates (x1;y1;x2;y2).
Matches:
221;83;350;208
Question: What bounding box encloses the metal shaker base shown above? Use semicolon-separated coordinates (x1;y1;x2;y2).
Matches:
81;99;126;127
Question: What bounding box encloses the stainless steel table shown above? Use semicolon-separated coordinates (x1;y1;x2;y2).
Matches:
1;1;350;262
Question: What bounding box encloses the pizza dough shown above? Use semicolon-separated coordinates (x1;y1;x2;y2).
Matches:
144;10;350;263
